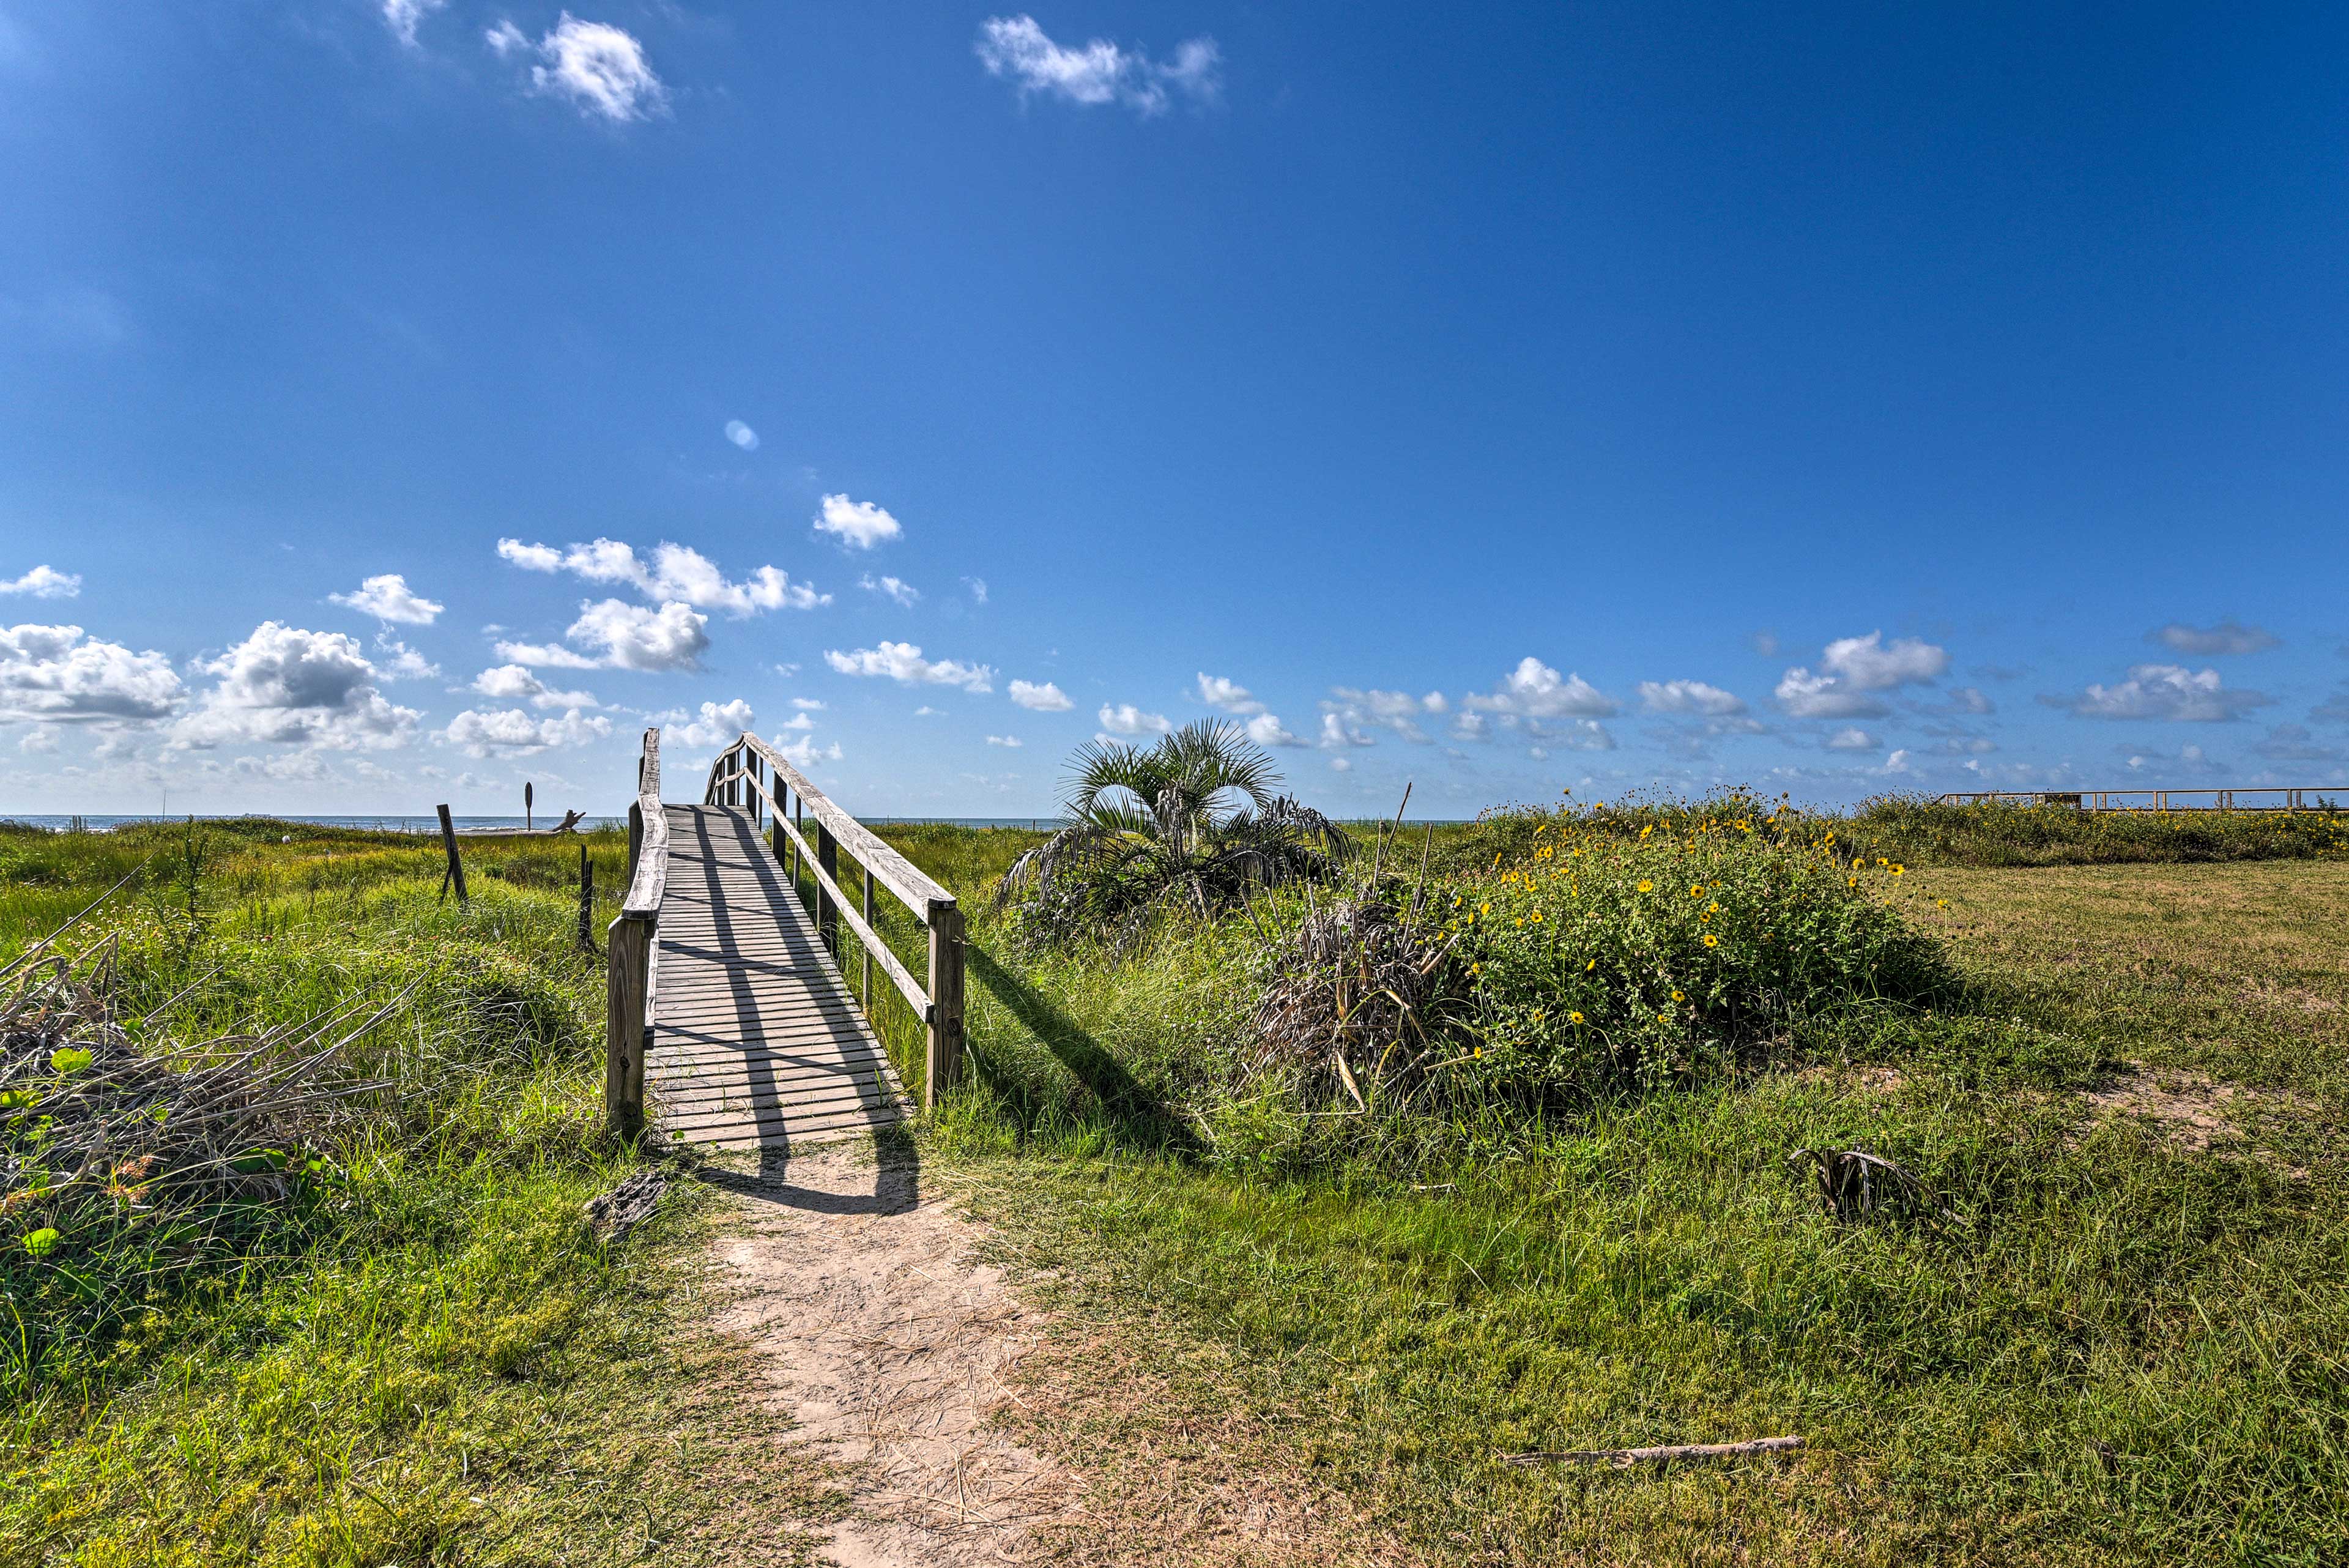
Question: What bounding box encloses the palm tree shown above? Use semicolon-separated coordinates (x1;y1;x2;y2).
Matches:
997;721;1351;945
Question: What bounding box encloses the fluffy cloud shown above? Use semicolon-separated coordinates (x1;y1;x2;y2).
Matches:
497;536;826;615
471;664;598;710
1099;703;1172;737
331;572;442;625
1825;727;1880;751
2040;664;2273;723
1196;672;1264;715
18;726;59;754
1244;713;1304;748
2150;619;2279;657
498;599;710;672
175;623;418;751
860;574;920;607
724;419;759;451
514;14;667;122
0;623;184;723
825;641;994;693
0;565;80;600
1318;713;1375;749
373;637;439;680
1637;679;1746;716
774;735;844;768
965;577;989;605
1009;678;1072;712
440;706;612;758
1820;631;1950;690
382;0;447;48
1946;686;1995;715
974;14;1220;115
985;735;1022;748
1773;667;1889;720
1327;687;1447;743
1464;658;1617;719
673;698;755;749
814;494;902;551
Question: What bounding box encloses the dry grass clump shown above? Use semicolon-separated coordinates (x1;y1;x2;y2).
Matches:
1249;884;1462;1105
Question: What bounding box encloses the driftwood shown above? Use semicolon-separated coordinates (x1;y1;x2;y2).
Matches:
1499;1436;1803;1468
584;1168;667;1239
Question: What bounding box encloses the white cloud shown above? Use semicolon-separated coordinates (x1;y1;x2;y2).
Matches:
1825;727;1879;751
1773;666;1890;720
914;705;943;717
0;565;80;600
672;698;754;748
1450;712;1488;742
1196;672;1264;715
1820;631;1950;691
330;571;443;625
496;536;825;617
724;419;759;451
484;20;527;56
790;697;825;710
18;726;59;754
373;636;439;680
1099;703;1172;737
1465;658;1617;719
1243;713;1304;748
2150;619;2279;657
774;734;842;768
825;641;994;693
986;734;1022;748
0;623;184;723
567;600;709;671
1947;686;1994;715
1318;712;1375;749
1009;678;1072;712
974;14;1220;115
524;14;666;123
1637;679;1746;716
471;663;598;709
860;573;920;607
1326;686;1446;743
1329;757;1351;773
174;623;418;751
1546;719;1617;752
440;706;611;757
814;494;902;551
1885;749;1915;775
382;0;448;48
964;577;989;605
2040;664;2273;723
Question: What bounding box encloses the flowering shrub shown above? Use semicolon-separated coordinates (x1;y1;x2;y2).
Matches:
1444;801;1952;1098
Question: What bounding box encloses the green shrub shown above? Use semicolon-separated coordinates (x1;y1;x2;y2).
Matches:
1447;802;1952;1098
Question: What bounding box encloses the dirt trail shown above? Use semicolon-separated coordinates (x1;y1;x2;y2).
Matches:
708;1137;1078;1566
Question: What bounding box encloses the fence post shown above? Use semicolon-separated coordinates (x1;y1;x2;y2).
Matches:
605;913;651;1135
436;804;469;906
626;801;643;886
862;866;874;1010
817;825;839;954
925;901;965;1109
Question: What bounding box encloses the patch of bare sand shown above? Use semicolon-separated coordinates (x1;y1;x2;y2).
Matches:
707;1137;1078;1566
702;1137;1418;1566
2080;1066;2242;1152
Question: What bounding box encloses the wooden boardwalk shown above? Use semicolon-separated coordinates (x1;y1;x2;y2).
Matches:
640;804;908;1151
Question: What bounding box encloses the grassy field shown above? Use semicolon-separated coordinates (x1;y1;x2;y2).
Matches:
0;821;840;1567
882;819;2348;1566
4;805;2343;1565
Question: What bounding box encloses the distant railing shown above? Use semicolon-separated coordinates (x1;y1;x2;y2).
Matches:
604;727;668;1134
703;734;966;1110
1935;788;2342;812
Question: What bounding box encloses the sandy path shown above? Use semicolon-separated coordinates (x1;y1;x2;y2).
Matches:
707;1137;1078;1566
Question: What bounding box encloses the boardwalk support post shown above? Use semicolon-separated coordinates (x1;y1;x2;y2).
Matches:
607;728;667;1139
817;825;839;955
926;901;965;1108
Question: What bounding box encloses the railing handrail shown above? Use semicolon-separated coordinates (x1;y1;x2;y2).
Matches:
1935;786;2339;811
621;727;669;916
706;734;957;916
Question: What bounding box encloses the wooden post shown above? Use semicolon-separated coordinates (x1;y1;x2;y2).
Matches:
861;866;874;1011
817;825;839;955
626;801;643;887
576;841;595;954
925;901;965;1108
604;913;651;1136
436;804;469;906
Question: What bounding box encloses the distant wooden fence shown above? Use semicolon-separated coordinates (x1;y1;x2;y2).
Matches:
702;733;967;1110
1935;788;2342;812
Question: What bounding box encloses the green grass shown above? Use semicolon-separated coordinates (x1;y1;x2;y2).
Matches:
886;820;2349;1565
0;821;840;1567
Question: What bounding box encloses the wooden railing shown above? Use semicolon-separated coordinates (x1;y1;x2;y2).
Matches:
604;727;668;1134
1935;787;2342;812
703;732;967;1110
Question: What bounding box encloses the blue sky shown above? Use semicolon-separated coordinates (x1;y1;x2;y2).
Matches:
4;2;2347;819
